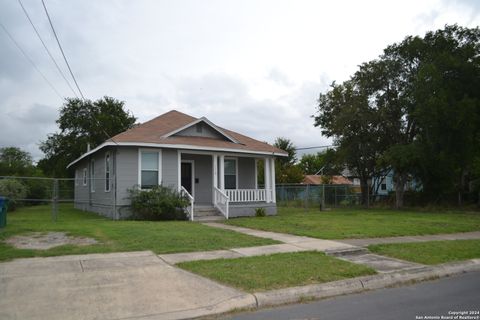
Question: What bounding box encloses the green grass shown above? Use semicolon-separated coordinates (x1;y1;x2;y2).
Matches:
178;251;376;292
369;240;480;265
0;204;277;262
226;207;480;239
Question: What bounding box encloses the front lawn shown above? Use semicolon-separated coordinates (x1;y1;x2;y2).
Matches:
368;240;480;265
178;251;376;292
0;204;277;261
226;207;480;239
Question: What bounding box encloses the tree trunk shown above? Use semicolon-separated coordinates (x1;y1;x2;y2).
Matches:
395;173;406;209
458;170;466;207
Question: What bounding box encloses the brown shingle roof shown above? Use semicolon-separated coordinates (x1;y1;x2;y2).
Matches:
110;110;287;155
303;175;352;185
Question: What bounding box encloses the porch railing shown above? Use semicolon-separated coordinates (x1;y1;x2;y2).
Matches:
181;186;194;221
213;187;229;219
225;189;270;202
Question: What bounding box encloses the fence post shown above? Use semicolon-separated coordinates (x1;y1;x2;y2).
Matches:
51;179;58;222
334;186;337;208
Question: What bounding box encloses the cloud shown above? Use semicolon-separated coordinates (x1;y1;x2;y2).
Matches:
0;0;478;165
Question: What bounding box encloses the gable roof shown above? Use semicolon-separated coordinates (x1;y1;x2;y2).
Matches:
67;110;287;168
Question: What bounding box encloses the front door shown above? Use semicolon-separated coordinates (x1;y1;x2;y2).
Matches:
181;162;193;195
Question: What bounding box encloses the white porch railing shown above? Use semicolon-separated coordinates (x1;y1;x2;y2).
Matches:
213;187;229;219
181;186;194;221
225;189;272;202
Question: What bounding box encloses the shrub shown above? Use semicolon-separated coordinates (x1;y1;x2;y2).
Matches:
128;185;189;220
255;207;266;217
0;179;28;211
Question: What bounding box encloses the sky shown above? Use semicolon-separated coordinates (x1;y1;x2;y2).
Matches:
0;0;479;161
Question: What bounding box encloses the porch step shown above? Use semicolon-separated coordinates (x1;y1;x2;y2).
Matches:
194;206;222;217
193;206;224;222
194;215;226;222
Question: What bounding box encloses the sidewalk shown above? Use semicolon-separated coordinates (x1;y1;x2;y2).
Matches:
335;231;480;246
0;251;256;320
160;222;355;264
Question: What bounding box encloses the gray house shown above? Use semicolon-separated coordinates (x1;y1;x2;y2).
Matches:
68;110;287;220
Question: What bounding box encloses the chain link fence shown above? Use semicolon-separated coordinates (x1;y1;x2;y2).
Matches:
0;176;114;221
275;184;391;209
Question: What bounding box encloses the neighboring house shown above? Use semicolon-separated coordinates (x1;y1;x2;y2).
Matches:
342;169;420;196
302;175;353;185
68;110;287;220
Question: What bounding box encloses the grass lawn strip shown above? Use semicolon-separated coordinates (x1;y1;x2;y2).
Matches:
0;204;277;262
177;251;376;292
368;239;480;265
226;207;480;239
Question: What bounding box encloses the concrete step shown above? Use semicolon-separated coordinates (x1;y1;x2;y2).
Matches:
194;206;222;217
194;215;226;222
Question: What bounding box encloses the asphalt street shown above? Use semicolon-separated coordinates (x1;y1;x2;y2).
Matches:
228;271;480;320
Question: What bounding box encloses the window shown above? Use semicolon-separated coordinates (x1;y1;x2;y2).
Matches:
380;178;387;191
224;158;237;189
105;153;111;192
83;168;87;186
196;123;203;133
90;159;95;192
140;151;159;189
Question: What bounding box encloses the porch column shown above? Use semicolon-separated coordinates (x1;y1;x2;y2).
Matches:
219;154;225;190
270;157;276;203
177;150;181;192
212;154;218;202
264;157;271;202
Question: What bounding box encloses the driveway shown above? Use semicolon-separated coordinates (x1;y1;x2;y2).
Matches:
0;251;255;320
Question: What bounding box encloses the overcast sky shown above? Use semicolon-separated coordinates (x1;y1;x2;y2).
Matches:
1;0;479;161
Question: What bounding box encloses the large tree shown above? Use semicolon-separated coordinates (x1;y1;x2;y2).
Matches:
38;96;137;177
0;147;35;176
314;80;389;205
314;25;480;207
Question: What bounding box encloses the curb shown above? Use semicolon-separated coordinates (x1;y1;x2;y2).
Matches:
253;259;480;308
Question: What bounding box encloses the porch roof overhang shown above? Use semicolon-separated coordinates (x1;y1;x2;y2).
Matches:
67;140;288;169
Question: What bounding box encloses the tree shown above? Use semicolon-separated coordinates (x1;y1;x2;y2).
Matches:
314;25;480;207
273;137;297;167
0;147;35;176
39;96;137;177
298;149;339;175
314;80;388;206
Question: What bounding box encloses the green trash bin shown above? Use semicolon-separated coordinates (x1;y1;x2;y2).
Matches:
0;196;8;228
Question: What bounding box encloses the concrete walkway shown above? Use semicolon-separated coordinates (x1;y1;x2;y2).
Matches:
160;223;355;264
0;251;256;320
336;231;480;247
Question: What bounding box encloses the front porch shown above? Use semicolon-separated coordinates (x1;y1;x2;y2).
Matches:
177;152;277;220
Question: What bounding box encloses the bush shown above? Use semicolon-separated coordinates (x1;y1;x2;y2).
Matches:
0;179;28;211
128;185;189;220
255;207;266;217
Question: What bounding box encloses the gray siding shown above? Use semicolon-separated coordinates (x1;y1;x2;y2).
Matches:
182;153;212;204
74;148;115;218
238;157;256;189
162;149;178;189
115;147;139;206
174;122;228;140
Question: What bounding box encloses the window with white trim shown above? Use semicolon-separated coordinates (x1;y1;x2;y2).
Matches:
140;151;159;189
90;159;95;192
105;153;111;192
83;168;87;186
224;158;237;189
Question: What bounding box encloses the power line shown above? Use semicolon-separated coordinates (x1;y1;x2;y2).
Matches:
41;0;85;100
18;0;78;98
295;145;333;151
0;21;64;100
